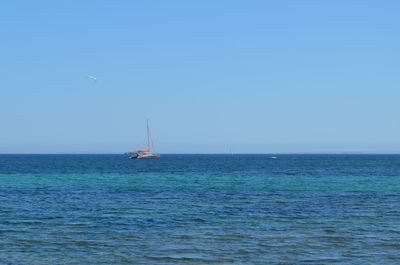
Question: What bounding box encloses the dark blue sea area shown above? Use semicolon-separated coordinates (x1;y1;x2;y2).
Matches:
0;154;400;264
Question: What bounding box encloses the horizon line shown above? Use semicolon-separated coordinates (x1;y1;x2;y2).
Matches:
1;152;400;155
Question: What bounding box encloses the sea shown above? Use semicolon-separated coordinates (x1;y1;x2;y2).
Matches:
0;154;399;264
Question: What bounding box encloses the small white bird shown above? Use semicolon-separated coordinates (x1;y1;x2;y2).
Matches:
88;75;97;81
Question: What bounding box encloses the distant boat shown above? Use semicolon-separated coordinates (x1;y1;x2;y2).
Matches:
125;120;160;159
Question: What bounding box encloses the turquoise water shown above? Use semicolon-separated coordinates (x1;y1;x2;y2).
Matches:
1;155;400;264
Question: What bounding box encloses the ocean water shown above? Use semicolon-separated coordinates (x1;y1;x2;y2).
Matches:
0;154;400;264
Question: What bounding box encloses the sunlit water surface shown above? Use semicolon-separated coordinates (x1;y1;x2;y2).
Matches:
0;154;400;264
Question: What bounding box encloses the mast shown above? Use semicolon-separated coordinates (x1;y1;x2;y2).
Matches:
147;119;150;150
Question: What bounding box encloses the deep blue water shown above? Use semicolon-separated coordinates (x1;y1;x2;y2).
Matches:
0;154;400;264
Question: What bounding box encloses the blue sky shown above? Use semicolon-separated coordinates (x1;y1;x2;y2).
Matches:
1;0;399;153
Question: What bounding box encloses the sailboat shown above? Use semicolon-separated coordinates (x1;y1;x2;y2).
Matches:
126;120;160;159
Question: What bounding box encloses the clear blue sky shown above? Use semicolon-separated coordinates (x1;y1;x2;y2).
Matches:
1;0;399;153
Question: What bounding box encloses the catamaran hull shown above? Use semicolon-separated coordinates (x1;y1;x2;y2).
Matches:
130;154;160;159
